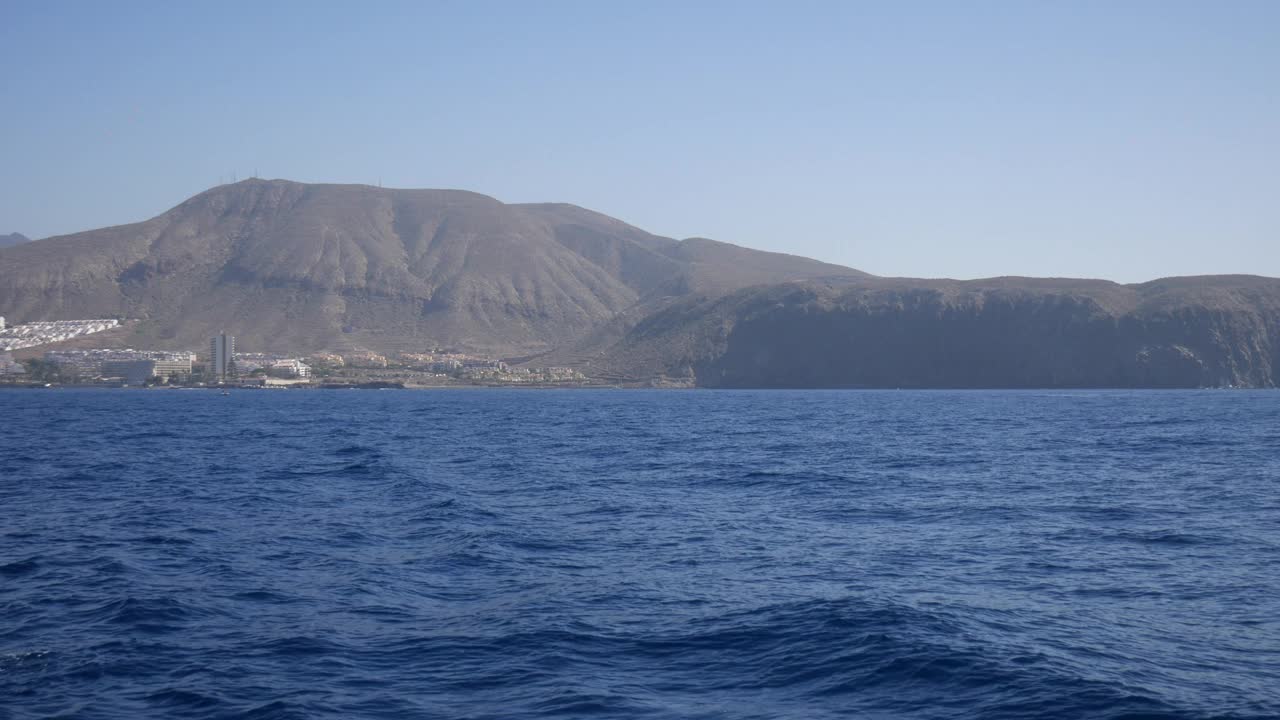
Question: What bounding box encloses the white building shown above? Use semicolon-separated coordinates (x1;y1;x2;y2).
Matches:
45;349;196;378
270;358;311;378
0;319;120;351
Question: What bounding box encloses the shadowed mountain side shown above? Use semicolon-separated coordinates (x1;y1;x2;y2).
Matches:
0;233;28;248
0;179;864;354
580;275;1280;388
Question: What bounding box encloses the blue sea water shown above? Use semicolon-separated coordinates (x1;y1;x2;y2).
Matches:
1;388;1279;720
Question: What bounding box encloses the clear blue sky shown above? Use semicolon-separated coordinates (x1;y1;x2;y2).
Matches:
2;1;1277;282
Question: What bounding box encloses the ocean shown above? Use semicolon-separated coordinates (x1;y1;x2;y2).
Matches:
1;388;1278;719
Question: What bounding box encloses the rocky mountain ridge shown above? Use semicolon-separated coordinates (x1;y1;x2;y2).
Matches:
0;180;859;355
2;180;1277;387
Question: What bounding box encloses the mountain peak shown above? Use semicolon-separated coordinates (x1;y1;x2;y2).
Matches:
0;232;29;248
0;181;865;356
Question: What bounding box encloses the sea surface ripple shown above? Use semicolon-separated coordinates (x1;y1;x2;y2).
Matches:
2;389;1278;719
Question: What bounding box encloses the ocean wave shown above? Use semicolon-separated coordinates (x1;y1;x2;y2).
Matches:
0;556;40;577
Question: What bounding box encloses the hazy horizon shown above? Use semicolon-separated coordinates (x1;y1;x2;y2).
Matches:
3;0;1277;283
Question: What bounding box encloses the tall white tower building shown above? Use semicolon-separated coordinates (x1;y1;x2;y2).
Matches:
210;332;235;380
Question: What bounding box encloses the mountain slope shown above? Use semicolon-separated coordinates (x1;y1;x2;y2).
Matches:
0;180;865;354
585;275;1280;388
0;233;28;248
6;179;1275;387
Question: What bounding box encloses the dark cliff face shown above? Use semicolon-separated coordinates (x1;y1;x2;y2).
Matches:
597;278;1280;388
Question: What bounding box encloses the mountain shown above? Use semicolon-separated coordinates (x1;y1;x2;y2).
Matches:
3;179;1277;387
0;233;28;248
0;180;862;355
582;275;1280;388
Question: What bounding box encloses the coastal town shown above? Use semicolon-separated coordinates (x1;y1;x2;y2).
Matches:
0;317;590;389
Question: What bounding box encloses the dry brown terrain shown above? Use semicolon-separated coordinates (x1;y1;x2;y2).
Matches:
3;180;1278;387
0;180;860;356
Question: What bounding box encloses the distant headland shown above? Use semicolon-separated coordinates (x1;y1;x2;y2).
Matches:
1;180;1277;388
